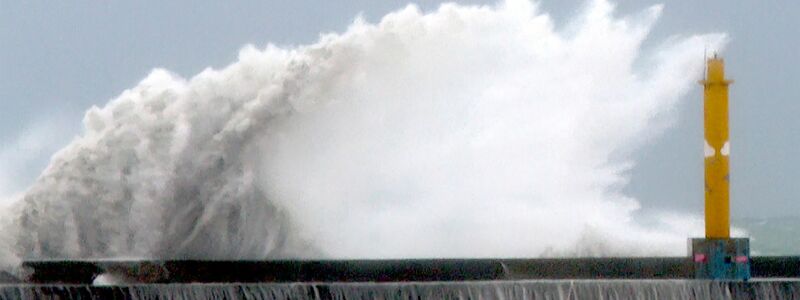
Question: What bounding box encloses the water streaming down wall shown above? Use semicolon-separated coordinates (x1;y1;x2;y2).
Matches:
2;281;800;299
0;0;727;270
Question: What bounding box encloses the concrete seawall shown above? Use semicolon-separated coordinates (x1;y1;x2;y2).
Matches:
17;257;800;284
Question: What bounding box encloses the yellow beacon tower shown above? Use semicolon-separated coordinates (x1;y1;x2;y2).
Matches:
690;54;750;280
703;56;731;239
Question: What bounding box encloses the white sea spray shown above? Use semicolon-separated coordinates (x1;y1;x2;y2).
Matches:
0;0;725;268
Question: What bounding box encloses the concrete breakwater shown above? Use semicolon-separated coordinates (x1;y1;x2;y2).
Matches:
1;258;799;299
17;257;800;284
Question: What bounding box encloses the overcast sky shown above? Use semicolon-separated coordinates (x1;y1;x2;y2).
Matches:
1;0;798;219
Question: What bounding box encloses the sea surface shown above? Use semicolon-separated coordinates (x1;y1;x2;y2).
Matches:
734;216;800;255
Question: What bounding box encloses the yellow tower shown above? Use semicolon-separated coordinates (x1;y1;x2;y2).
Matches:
702;55;731;239
691;54;749;280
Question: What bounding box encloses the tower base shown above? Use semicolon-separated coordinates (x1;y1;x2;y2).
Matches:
690;238;750;280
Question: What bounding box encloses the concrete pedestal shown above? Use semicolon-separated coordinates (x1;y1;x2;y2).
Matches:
690;238;750;280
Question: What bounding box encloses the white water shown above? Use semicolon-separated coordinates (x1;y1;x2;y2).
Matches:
3;280;797;299
0;0;725;269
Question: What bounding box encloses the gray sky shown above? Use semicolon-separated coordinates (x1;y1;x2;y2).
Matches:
1;0;798;219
